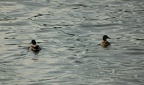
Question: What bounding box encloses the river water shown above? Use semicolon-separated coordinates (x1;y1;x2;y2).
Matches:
0;0;144;85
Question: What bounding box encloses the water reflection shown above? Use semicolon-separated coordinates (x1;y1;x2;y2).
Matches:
0;0;144;85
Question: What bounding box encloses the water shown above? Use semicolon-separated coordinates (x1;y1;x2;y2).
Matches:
0;0;144;85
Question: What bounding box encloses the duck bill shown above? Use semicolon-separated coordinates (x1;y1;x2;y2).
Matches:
108;37;111;39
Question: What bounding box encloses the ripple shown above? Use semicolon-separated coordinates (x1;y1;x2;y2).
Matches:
0;0;144;85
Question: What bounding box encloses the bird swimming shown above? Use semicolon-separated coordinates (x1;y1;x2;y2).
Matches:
100;35;111;48
28;40;41;51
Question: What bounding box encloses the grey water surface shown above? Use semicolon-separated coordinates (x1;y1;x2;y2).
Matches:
0;0;144;85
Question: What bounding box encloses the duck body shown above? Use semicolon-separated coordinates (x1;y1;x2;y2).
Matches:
28;40;41;51
101;40;110;47
100;35;111;48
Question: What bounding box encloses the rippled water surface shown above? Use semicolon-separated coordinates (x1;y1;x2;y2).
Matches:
0;0;144;85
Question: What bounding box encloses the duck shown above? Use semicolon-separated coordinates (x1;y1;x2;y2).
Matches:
100;35;111;48
28;40;41;51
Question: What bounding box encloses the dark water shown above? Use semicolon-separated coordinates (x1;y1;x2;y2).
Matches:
0;0;144;85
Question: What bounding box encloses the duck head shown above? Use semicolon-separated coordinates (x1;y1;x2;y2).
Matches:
31;40;36;45
103;35;110;41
